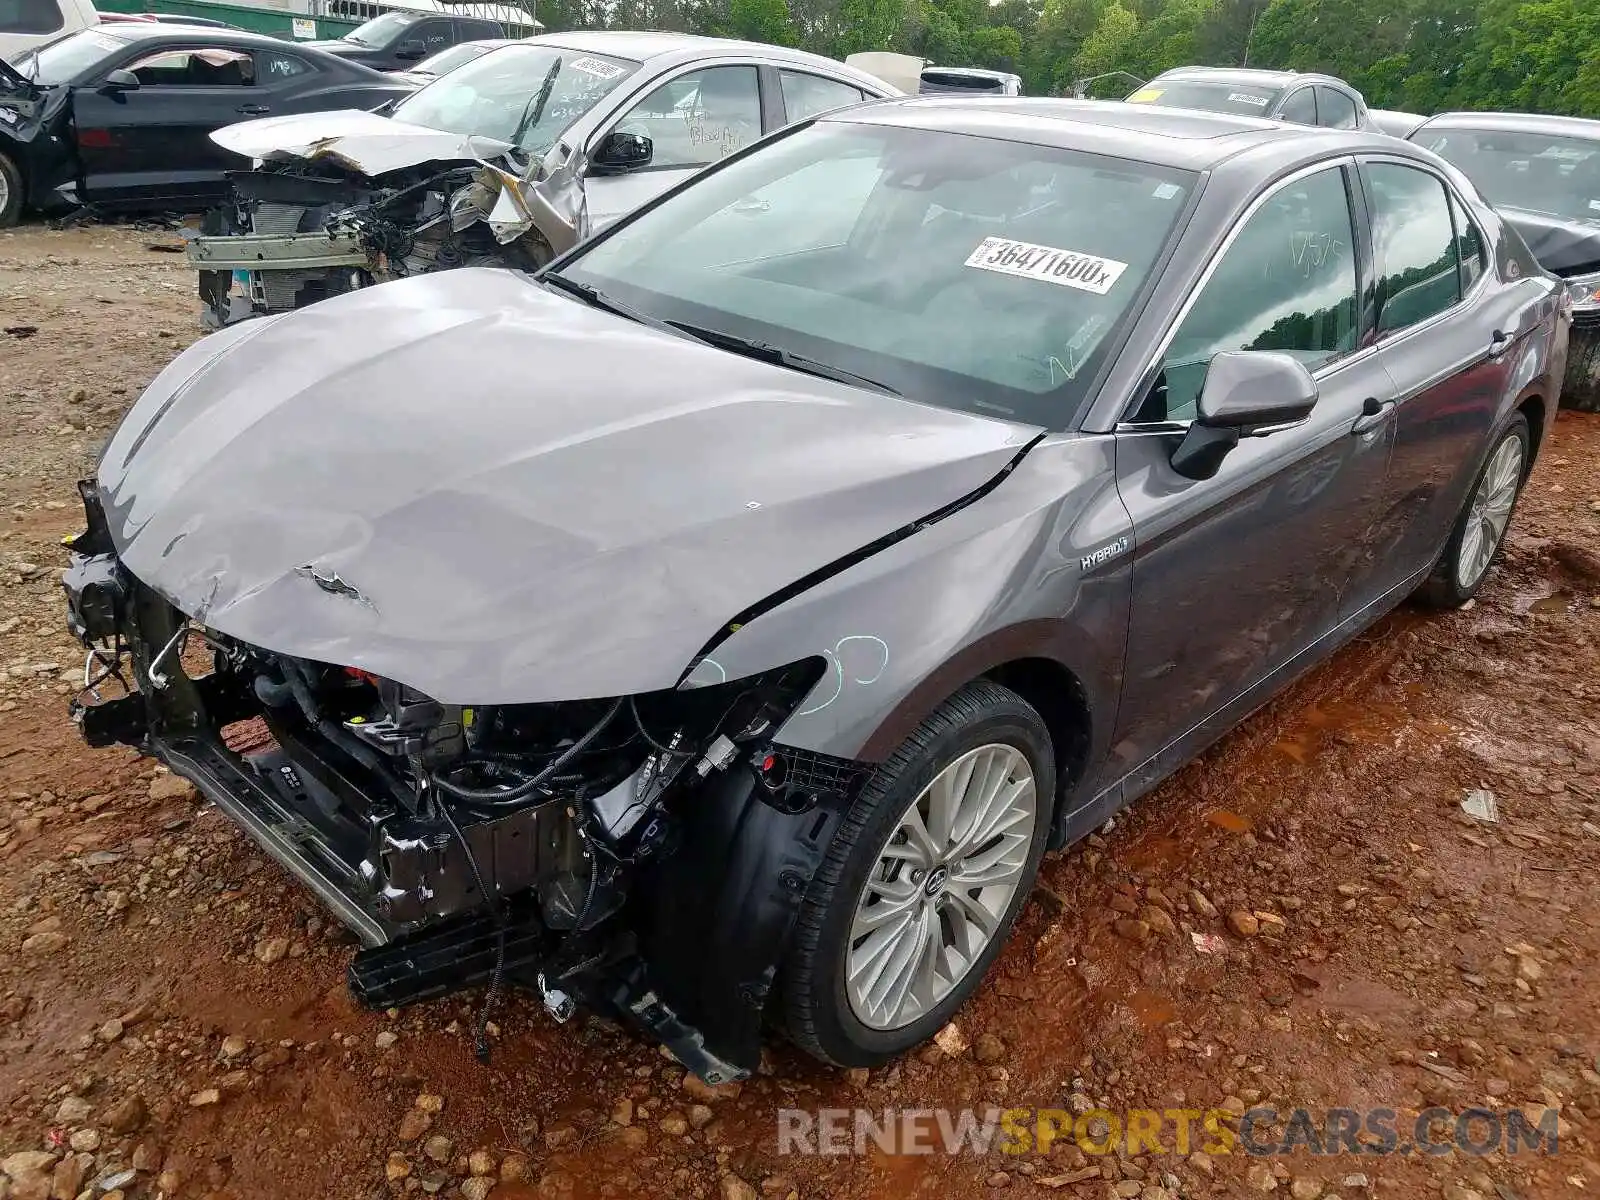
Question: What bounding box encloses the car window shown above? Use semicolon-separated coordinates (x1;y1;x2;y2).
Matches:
1422;127;1600;225
562;122;1198;422
1126;80;1280;117
0;0;63;35
1152;166;1359;422
125;47;255;87
1316;87;1358;129
392;45;637;155
1449;192;1487;294
419;20;452;50
258;50;311;80
780;70;865;121
1278;88;1317;126
1367;162;1462;335
614;66;761;169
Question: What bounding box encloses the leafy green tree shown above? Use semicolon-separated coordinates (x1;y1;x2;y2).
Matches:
1074;1;1140;80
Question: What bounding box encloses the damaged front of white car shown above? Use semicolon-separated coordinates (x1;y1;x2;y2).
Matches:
186;40;637;326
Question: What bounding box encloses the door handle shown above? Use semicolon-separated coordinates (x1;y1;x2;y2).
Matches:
1350;396;1396;436
236;104;270;115
1488;328;1512;357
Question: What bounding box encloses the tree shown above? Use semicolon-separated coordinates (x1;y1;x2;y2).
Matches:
1073;1;1140;81
709;0;795;41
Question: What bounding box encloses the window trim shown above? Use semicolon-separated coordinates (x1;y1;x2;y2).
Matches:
1117;156;1368;428
1354;153;1491;350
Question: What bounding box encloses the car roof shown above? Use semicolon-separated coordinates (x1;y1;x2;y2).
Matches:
1149;65;1350;90
1415;111;1600;141
827;96;1400;171
521;30;893;90
79;23;310;49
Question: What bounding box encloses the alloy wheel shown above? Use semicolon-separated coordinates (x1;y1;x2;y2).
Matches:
845;743;1037;1030
1455;434;1524;591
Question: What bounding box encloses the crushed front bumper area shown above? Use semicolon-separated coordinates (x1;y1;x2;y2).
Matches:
61;482;870;1082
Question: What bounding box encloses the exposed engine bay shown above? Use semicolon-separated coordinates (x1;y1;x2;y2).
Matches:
62;482;869;1082
192;155;558;327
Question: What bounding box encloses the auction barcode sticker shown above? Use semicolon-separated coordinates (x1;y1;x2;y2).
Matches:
570;56;625;79
1229;92;1270;106
964;237;1128;295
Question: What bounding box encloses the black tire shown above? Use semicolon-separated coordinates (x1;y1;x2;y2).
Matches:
1560;329;1600;412
0;151;22;230
1416;413;1530;609
781;680;1055;1068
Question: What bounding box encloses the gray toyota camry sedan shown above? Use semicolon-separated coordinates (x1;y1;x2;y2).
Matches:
62;98;1568;1082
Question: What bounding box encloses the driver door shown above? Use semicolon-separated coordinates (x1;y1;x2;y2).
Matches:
71;43;259;208
584;63;764;234
1105;162;1398;792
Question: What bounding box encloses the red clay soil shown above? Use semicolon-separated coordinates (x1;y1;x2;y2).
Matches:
1;223;1597;1200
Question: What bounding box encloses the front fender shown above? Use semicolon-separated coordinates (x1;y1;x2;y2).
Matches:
687;435;1131;771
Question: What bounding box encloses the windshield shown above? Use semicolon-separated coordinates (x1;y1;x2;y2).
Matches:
342;11;421;46
1424;127;1600;224
11;29;128;84
392;45;638;154
410;41;495;76
556;122;1196;425
1127;80;1282;117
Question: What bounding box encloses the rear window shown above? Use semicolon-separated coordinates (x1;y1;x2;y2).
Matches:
560;122;1197;424
920;70;1009;95
1423;126;1600;225
1127;80;1282;118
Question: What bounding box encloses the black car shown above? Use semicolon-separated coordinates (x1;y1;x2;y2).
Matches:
0;25;416;225
1410;111;1600;411
302;10;509;71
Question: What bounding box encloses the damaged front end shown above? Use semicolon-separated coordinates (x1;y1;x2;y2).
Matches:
186;127;584;329
62;482;868;1080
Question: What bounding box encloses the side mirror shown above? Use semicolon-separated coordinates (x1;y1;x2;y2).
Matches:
99;69;141;95
1171;350;1319;481
591;130;652;173
394;39;426;61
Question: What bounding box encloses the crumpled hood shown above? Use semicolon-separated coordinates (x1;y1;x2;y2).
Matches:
211;109;514;176
99;269;1036;704
1501;206;1600;277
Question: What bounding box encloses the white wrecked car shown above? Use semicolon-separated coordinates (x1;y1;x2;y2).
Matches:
187;30;897;325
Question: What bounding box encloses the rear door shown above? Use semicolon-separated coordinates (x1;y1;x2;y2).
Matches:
1357;156;1516;583
1107;162;1397;791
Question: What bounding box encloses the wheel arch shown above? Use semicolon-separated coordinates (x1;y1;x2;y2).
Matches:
856;620;1108;830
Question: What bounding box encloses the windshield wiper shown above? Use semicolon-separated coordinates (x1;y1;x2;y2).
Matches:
663;322;903;396
540;274;713;346
510;57;561;149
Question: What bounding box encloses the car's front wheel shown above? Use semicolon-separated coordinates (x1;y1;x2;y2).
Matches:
782;680;1054;1067
1417;412;1530;609
0;151;22;229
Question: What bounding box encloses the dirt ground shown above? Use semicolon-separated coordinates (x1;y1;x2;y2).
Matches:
1;223;1598;1200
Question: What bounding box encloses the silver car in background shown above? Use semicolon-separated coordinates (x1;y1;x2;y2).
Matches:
186;30;896;325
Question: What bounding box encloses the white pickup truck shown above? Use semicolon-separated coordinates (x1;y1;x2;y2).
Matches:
0;0;99;61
